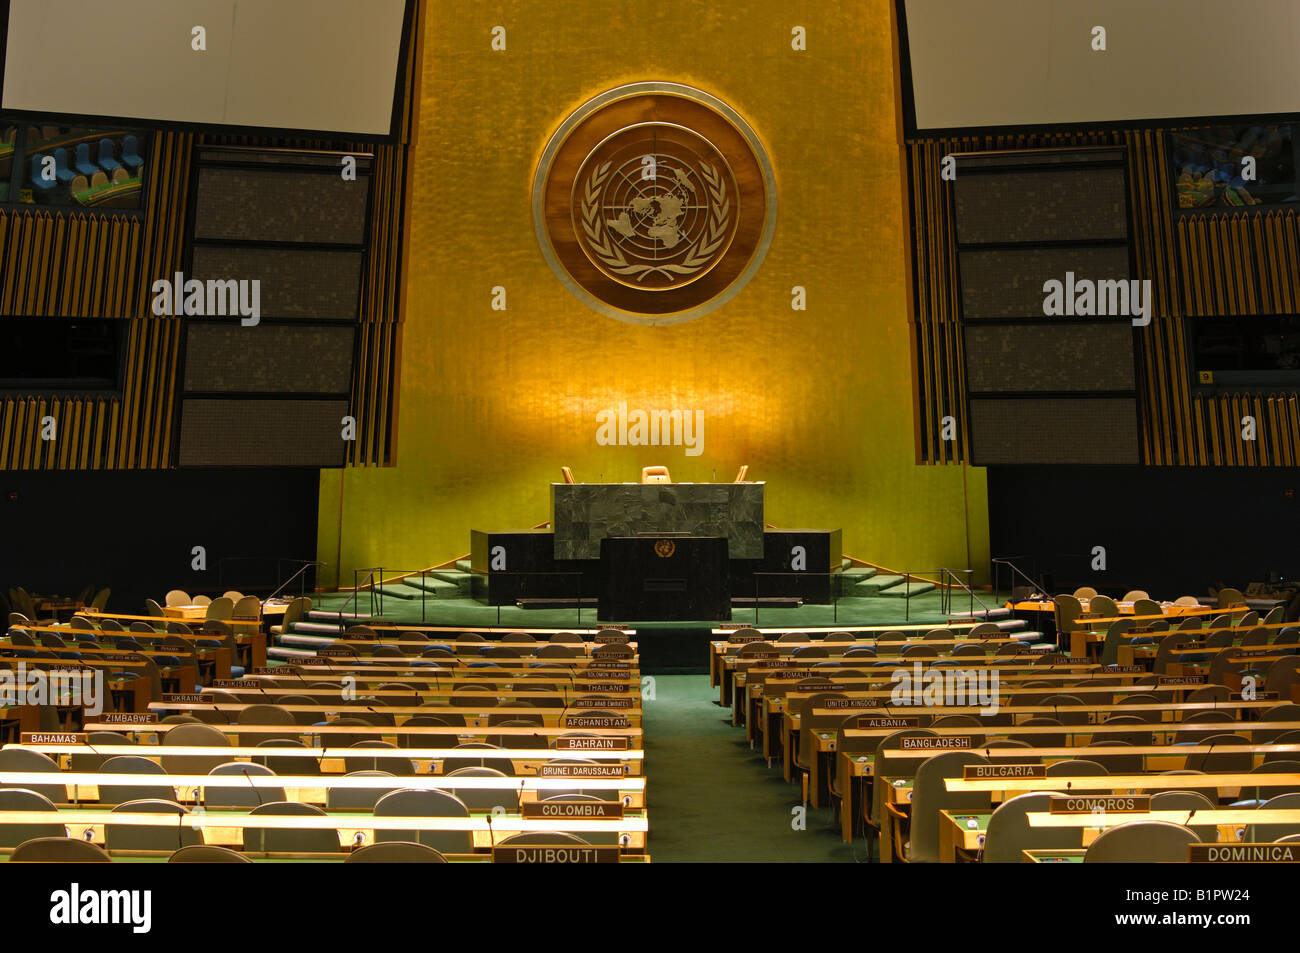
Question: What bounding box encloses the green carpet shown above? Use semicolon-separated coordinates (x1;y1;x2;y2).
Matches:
642;674;865;862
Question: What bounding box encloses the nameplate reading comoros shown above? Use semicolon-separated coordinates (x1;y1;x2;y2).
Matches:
21;732;87;745
1157;675;1204;685
539;764;627;778
572;696;635;709
1188;843;1300;863
492;845;620;863
522;800;624;820
101;713;159;724
576;683;631;694
962;763;1046;780
594;633;630;644
563;715;630;729
855;716;919;729
162;694;207;703
212;679;249;689
899;736;972;750
1049;795;1151;814
556;737;630;751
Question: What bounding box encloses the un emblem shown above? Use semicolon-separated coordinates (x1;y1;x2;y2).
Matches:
533;83;776;326
654;539;676;558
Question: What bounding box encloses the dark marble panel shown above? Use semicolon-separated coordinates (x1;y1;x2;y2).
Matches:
552;483;765;560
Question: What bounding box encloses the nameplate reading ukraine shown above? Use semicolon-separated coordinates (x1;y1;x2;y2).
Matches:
162;694;206;704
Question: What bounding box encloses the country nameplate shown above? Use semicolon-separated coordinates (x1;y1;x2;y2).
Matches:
962;763;1046;780
21;732;86;744
556;737;630;751
1050;795;1150;813
522;800;624;820
899;736;973;750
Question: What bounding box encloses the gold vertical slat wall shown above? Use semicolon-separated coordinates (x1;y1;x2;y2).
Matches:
0;131;193;470
908;126;1300;467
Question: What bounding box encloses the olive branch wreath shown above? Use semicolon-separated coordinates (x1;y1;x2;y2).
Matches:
580;160;730;283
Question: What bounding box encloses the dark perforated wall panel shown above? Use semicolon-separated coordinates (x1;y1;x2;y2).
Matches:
183;324;355;394
178;399;350;467
969;398;1139;465
964;324;1136;394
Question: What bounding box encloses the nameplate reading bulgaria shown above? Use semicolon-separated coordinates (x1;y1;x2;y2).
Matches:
21;732;87;745
539;764;626;778
1049;795;1150;813
556;737;629;751
522;800;624;819
899;736;972;750
962;764;1046;780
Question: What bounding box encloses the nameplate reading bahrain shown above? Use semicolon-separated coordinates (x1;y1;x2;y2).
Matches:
492;845;620;863
962;764;1047;780
1188;844;1300;863
556;737;630;751
1050;795;1151;814
563;715;631;729
101;712;159;724
21;732;87;744
522;800;625;820
539;764;627;778
900;736;973;749
857;717;921;729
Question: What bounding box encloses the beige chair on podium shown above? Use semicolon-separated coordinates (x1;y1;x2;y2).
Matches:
560;466;576;485
641;466;671;484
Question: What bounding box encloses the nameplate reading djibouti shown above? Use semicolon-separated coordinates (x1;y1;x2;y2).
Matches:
556;737;629;751
963;764;1047;780
1050;795;1151;814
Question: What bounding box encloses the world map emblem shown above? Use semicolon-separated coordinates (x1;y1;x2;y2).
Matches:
533;83;777;326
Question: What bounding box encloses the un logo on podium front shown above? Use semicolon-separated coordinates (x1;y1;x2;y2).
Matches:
653;539;676;559
533;83;776;326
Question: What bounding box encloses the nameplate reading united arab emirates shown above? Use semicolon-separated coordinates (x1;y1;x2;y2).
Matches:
573;696;635;708
1050;795;1151;813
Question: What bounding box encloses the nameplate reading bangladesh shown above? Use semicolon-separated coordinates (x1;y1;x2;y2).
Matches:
21;732;86;744
900;736;973;750
563;715;630;729
522;800;624;820
492;845;620;863
857;717;921;729
1188;843;1299;863
1050;795;1150;814
539;764;627;778
556;737;629;751
963;764;1047;780
101;713;159;724
162;694;206;703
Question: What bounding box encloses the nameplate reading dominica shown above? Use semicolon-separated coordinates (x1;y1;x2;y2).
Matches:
101;713;159;724
162;694;206;703
963;764;1046;779
563;715;630;729
556;737;629;751
523;800;624;820
21;732;86;744
1050;795;1150;814
1189;844;1299;863
899;736;972;750
539;764;626;778
857;717;920;729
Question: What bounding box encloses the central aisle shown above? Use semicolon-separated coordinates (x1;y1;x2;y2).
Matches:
641;675;861;862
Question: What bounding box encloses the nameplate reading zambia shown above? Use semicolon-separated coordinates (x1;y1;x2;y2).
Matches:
101;713;159;724
522;800;624;820
857;717;920;729
556;737;629;751
492;845;620;863
1049;795;1150;814
162;694;206;703
563;715;630;729
21;732;87;745
962;763;1046;780
1188;843;1299;863
899;736;972;750
539;764;627;778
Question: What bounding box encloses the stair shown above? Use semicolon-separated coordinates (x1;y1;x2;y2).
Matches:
400;574;463;598
455;559;473;573
850;573;905;596
835;566;877;597
878;580;936;599
372;582;425;600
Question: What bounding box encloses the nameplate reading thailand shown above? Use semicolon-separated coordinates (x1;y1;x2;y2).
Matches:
21;732;86;744
577;683;632;694
556;737;629;751
857;717;921;729
539;764;627;778
899;736;973;750
962;764;1047;780
492;845;620;863
1049;795;1150;814
522;800;624;819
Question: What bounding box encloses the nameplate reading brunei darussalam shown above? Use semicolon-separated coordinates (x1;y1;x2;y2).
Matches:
962;764;1047;780
539;764;627;778
532;82;777;326
1050;795;1151;814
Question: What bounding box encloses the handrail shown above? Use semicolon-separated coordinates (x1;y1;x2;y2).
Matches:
267;560;324;602
938;567;991;619
991;556;1046;602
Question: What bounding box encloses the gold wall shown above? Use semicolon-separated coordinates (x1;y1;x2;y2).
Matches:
318;0;989;585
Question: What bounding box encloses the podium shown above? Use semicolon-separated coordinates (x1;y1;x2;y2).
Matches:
598;535;730;621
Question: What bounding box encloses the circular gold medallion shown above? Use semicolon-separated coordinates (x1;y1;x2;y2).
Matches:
654;539;676;558
534;83;776;326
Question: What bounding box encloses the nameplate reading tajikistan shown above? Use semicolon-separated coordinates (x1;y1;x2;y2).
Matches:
101;713;159;724
962;764;1047;780
212;680;250;688
857;717;920;729
539;764;627;778
1049;795;1150;814
522;800;624;820
162;694;206;703
899;736;972;750
556;737;629;751
21;732;86;744
563;716;630;729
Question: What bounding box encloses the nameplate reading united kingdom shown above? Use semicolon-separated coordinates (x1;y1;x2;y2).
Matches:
823;699;878;710
21;732;86;744
522;800;624;820
899;736;973;750
556;737;629;751
1049;795;1150;814
962;764;1046;780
